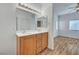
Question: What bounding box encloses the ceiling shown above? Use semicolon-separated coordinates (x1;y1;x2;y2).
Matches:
31;3;49;12
53;3;76;15
17;3;77;15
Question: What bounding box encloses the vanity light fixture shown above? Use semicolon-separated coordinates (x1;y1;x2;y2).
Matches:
18;3;40;14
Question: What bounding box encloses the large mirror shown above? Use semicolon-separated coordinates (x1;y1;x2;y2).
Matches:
16;8;36;31
16;3;48;32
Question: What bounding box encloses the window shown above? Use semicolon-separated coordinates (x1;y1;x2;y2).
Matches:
69;20;79;30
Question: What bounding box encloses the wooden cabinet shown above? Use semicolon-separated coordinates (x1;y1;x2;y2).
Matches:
36;33;42;49
16;32;48;55
36;33;42;54
20;35;36;55
41;32;48;50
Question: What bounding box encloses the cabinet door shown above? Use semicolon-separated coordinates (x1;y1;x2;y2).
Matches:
36;34;42;48
42;32;48;50
36;47;41;54
36;34;42;54
20;35;36;55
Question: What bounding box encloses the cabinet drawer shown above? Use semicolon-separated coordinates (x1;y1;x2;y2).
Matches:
42;32;48;37
20;35;33;39
36;34;42;39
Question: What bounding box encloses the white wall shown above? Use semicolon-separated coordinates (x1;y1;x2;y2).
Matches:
53;13;58;38
58;12;79;39
43;3;54;49
0;4;16;54
16;9;36;31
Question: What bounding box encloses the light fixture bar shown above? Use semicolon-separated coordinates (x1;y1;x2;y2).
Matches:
18;3;40;14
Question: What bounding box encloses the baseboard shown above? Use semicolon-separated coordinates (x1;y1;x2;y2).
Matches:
57;35;79;40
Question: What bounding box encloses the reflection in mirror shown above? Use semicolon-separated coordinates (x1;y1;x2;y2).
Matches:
16;8;36;31
37;16;48;28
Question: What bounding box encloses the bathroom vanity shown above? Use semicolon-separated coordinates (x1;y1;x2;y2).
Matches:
16;4;48;55
16;31;48;55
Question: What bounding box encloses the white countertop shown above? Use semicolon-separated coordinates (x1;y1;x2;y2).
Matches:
16;29;48;37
